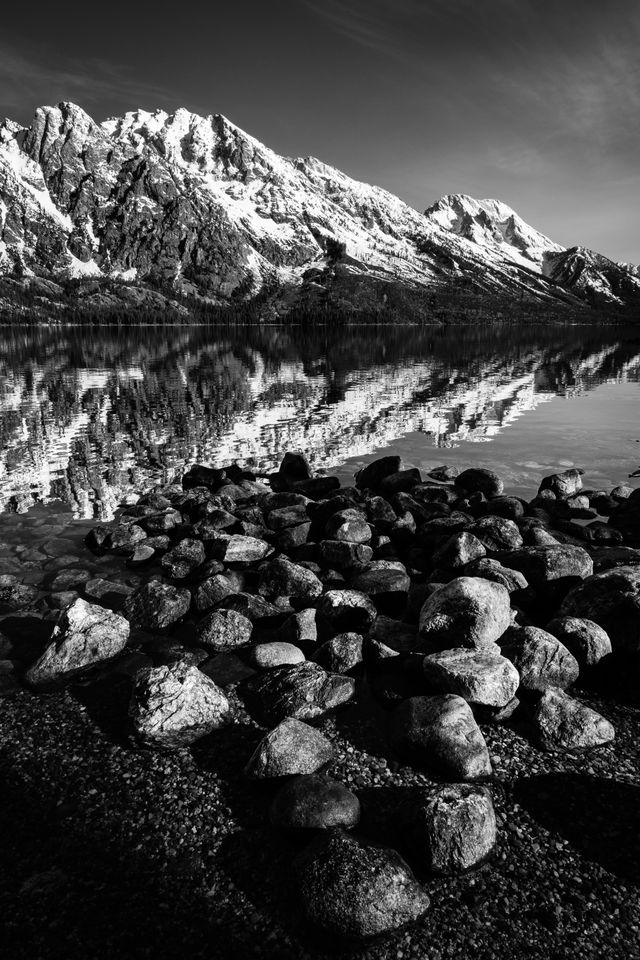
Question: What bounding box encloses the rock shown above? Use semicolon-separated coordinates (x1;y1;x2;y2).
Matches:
418;577;511;651
270;774;361;830
467;516;523;552
293;477;340;500
560;564;640;654
84;578;135;601
257;557;322;600
160;538;206;579
545;616;612;667
242;661;355;726
279;452;313;481
422;648;520;708
222;592;285;624
480;496;525;521
369;616;417;652
501;626;579;693
194;574;237;611
455;468;504;498
380;468;422;497
209;534;273;563
127;544;156;566
130;661;230;748
432;532;486;569
0;577;38;612
25;598;130;687
391;695;492;780
408;784;496;875
197;609;253;650
538;468;584;500
463;558;528;593
314;633;363;673
85;524;112;551
316;541;374;569
266;503;310;530
48;591;79;610
124;581;191;631
281;608;318;646
294;831;430;940
248;642;305;669
245;718;334;778
428;465;459;482
325;509;371;544
350;560;410;596
316;589;377;636
355;456;402;491
107;523;147;554
532;688;615;751
49;568;92;592
499;545;593;588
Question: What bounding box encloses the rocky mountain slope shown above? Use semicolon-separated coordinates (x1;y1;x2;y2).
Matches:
1;101;639;319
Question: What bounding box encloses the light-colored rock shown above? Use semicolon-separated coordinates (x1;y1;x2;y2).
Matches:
244;718;334;778
532;688;615;751
422;648;519;708
418;577;511;650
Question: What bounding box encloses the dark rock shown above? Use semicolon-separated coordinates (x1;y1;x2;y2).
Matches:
242;661;355;726
391;694;492;780
49;568;91;592
0;577;38;612
501;626;579;692
418;577;511;651
355;456;402;491
293;831;429;940
380;468;422;497
422;648;519;707
369;616;417;652
161;538;206;579
455;468;504;499
463;558;528;593
257;557;322;600
365;495;397;528
84;578;135;601
316;589;377;636
130;661;230;748
499;545;593;588
244;718;334;778
85;524;112;551
350;560;410;596
314;633;363;673
545;616;612;667
25;598;130;687
124;581;191;631
279;452;313;481
560;563;640;654
107;523;147;554
293;476;340;500
317;540;374;569
531;688;615;751
266;503;310;530
221;592;285;624
182;465;228;491
270;773;360;830
480;496;525;520
197;609;253;650
428;465;459;482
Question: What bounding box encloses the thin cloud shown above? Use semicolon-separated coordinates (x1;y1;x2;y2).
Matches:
0;42;179;122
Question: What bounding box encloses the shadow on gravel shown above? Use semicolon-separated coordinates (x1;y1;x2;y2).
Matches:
513;773;640;884
70;672;134;746
0;774;249;960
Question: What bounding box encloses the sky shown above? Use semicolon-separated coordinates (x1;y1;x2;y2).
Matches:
2;0;639;262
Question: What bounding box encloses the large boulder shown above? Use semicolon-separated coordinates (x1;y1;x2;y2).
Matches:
422;648;519;708
545;616;612;667
531;688;615;751
418;577;511;651
391;695;492;780
294;831;430;940
355;456;402;491
501;626;579;693
270;774;360;829
244;718;334;778
130;662;230;748
124;581;191;631
560;564;640;654
408;784;496;874
25;598;130;687
242;661;355;726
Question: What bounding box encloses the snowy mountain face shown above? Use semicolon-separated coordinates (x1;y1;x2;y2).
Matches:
0;101;638;318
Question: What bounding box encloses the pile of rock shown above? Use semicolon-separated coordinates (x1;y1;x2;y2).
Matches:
20;453;637;941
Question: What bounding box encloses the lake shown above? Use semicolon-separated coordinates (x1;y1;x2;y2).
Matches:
1;322;639;519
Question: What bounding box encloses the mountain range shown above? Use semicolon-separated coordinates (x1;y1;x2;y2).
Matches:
1;101;639;320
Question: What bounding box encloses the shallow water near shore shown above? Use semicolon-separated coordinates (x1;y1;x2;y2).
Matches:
1;322;639;521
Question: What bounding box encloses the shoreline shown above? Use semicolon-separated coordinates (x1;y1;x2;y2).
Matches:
1;455;640;957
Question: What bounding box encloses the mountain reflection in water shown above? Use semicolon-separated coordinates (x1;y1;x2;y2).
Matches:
0;323;639;519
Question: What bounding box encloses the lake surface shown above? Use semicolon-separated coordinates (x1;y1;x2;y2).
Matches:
1;322;639;519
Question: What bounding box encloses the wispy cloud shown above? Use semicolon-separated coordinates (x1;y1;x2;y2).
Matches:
0;42;178;122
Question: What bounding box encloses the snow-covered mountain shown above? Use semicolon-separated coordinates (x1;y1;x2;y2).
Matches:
0;101;639;318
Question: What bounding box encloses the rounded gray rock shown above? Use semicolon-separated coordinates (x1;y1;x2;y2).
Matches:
244;718;334;778
423;648;519;708
418;576;511;651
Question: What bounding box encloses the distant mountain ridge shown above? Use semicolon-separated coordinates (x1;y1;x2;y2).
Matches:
0;101;638;319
